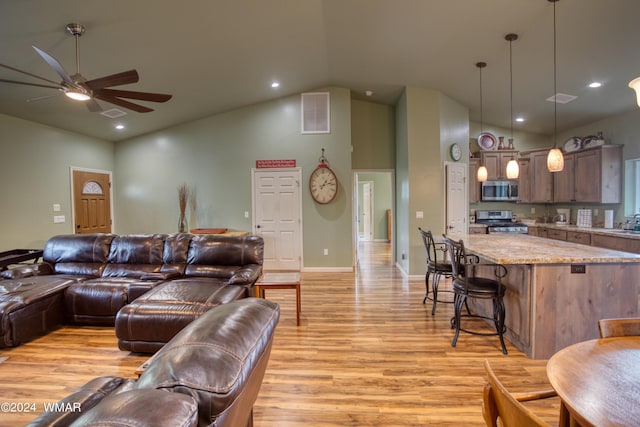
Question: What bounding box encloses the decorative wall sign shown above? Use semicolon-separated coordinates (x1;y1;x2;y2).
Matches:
256;159;296;168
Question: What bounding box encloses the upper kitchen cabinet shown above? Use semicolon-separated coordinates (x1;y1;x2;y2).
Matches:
553;145;622;203
481;151;517;180
517;158;531;203
529;150;554;203
469;158;480;203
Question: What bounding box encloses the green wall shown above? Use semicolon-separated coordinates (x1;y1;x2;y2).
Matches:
351;99;395;169
114;87;353;269
0;113;114;250
357;172;393;241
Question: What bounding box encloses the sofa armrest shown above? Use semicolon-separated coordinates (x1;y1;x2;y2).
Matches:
69;389;198;427
0;262;53;280
228;264;262;285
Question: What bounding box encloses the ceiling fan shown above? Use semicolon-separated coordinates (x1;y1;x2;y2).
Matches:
0;23;172;113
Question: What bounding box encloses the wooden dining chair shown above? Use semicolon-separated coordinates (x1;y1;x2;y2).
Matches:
598;317;640;338
482;360;557;427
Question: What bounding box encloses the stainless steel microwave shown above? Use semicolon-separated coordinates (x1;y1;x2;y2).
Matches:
481;180;519;201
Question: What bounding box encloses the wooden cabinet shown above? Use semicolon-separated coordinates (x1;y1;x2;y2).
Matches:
529;150;554;203
567;231;591;245
517;158;530;203
469;158;480;203
553;146;622;203
481;151;517;180
591;234;640;254
547;228;567;241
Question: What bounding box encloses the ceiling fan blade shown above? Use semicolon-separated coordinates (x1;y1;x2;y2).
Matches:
0;63;62;86
32;45;74;85
0;77;61;90
93;93;154;113
86;98;103;113
85;70;139;91
95;88;172;103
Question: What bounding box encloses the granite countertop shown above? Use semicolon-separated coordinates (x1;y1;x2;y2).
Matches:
527;222;640;240
447;233;640;265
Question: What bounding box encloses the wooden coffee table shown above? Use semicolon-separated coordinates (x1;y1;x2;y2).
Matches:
255;272;301;326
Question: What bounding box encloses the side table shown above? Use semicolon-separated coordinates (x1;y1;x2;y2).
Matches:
255;272;301;326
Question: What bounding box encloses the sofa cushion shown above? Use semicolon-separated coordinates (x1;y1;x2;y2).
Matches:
161;233;192;276
43;234;115;277
135;298;279;427
65;277;161;325
102;234;167;278
184;235;263;279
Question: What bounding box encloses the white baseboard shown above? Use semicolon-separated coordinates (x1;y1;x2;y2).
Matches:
302;266;354;273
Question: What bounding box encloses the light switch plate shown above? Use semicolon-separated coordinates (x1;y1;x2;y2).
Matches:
416;211;424;219
53;215;65;224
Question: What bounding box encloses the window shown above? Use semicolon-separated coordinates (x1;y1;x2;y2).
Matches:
82;181;104;195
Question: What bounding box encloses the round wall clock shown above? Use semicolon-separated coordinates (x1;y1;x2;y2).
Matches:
309;160;338;204
450;143;462;161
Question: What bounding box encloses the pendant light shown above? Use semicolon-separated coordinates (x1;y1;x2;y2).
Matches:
628;77;640;107
546;0;564;172
476;62;488;182
505;33;520;179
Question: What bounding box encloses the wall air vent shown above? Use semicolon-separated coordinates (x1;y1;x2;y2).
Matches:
100;108;128;118
546;93;578;104
301;92;330;134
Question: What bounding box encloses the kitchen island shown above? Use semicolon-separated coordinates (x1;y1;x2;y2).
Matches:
447;233;640;359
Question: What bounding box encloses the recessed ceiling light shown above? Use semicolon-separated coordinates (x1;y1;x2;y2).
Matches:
115;124;125;130
588;82;602;88
271;82;280;88
515;117;525;122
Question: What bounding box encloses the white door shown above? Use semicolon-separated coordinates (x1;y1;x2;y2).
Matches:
362;181;374;241
252;169;302;270
445;162;468;235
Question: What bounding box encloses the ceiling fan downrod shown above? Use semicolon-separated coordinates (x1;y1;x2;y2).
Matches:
66;23;85;77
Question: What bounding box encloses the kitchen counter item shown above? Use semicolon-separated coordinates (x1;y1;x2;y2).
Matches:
604;210;614;229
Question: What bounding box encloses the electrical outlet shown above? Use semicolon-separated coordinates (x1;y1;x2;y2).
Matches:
323;249;328;256
244;211;249;218
594;209;599;216
416;211;424;219
53;203;61;212
531;207;535;214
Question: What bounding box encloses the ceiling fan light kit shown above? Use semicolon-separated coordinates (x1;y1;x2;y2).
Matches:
0;22;172;113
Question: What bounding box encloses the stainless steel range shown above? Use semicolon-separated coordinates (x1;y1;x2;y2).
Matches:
475;210;528;234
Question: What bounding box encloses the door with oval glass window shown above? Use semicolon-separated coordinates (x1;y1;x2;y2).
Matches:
72;169;112;234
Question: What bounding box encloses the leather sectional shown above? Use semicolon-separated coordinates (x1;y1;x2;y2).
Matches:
26;298;280;427
0;232;264;350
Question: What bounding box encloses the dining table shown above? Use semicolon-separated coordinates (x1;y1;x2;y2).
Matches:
546;336;640;427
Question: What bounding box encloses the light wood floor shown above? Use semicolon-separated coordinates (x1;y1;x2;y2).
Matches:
0;242;560;426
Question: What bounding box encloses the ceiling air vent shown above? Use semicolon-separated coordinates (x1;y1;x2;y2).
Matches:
301;92;330;134
546;93;578;104
100;108;128;118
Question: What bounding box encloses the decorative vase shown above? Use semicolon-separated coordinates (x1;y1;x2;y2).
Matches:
508;138;514;150
178;214;188;233
498;136;505;150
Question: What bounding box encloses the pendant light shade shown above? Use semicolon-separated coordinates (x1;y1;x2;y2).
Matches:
476;61;488;182
477;165;488;182
547;0;564;172
506;159;519;179
505;33;519;179
547;147;564;172
629;77;640;107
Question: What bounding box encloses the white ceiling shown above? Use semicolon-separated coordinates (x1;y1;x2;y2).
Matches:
1;0;639;142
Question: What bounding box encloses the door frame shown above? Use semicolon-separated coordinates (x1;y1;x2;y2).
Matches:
251;167;303;270
69;166;114;233
360;180;374;241
352;169;395;267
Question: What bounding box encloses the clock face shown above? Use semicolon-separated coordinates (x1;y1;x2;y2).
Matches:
450;143;462;161
309;165;338;204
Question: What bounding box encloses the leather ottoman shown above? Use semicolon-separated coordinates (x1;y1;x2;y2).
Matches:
115;278;248;353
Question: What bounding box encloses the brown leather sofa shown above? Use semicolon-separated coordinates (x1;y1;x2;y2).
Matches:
26;298;280;427
0;233;263;348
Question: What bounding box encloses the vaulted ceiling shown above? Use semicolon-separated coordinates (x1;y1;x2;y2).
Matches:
1;0;639;142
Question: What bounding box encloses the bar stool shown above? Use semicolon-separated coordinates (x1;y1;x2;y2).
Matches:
418;228;453;315
444;236;508;354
